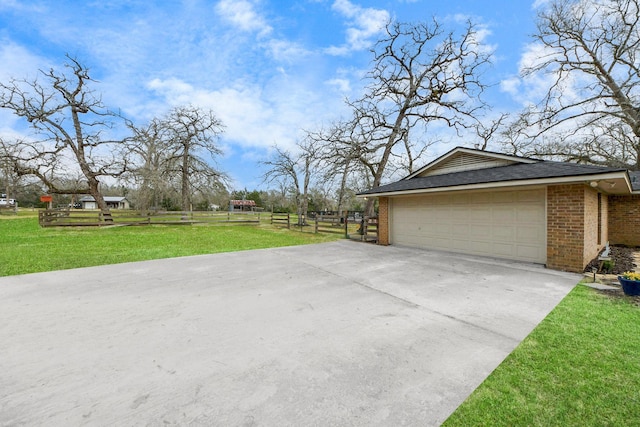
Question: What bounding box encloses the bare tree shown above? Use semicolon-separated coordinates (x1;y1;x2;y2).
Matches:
124;118;173;210
0;56;127;217
127;105;226;211
0;140;19;202
473;113;510;151
516;0;640;168
261;137;320;224
308;122;372;214
341;19;491;215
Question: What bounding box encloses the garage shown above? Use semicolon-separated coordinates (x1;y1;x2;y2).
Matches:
390;188;547;264
360;146;636;272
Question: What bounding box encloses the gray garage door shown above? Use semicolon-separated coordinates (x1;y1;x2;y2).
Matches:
390;188;546;264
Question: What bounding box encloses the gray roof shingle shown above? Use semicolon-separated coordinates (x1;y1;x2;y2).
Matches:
359;161;628;195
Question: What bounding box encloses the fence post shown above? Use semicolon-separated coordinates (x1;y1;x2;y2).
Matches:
315;217;318;234
361;216;367;241
343;210;348;238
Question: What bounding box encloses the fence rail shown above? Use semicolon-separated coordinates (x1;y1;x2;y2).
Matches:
38;209;262;227
361;216;378;243
0;206;18;215
270;212;290;229
314;214;347;237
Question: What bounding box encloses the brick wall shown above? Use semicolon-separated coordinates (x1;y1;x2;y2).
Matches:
377;197;389;245
609;195;640;246
547;185;604;272
601;195;609;247
583;188;600;265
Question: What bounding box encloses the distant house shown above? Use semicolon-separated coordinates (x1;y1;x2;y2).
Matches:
78;196;131;210
229;200;258;212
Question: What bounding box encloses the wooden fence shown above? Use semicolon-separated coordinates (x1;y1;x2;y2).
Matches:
359;216;379;243
0;206;18;215
37;208;379;242
39;209;262;227
270;212;290;229
314;214;348;237
313;212;378;242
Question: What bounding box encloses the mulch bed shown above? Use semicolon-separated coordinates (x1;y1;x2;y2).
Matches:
584;245;640;307
584;246;637;275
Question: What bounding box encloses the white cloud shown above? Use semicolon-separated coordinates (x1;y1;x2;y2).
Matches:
146;76;336;153
266;39;310;62
325;78;351;94
505;40;588;107
326;0;389;55
215;0;272;37
0;41;49;81
500;76;521;96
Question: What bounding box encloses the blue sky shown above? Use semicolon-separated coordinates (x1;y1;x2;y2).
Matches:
0;0;547;191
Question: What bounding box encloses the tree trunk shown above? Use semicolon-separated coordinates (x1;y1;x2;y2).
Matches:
87;176;111;221
181;144;191;211
336;161;350;214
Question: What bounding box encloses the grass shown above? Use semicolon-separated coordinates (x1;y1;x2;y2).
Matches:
443;285;640;427
0;215;343;276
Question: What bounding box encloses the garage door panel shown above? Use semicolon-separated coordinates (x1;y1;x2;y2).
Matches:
391;189;546;264
518;191;542;202
452;239;469;250
450;207;468;221
516;245;543;260
452;224;469;238
468;207;492;222
493;207;516;222
493;226;515;241
468;193;488;204
430;237;453;249
469;224;491;239
517;207;544;223
491;191;517;203
492;242;516;257
517;226;544;242
467;240;492;254
433;224;452;237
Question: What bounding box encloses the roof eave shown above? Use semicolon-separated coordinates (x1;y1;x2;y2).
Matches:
358;171;633;198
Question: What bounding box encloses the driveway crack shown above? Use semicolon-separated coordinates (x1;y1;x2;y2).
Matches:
292;256;521;344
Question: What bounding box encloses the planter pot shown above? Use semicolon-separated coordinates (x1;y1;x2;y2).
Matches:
618;276;640;296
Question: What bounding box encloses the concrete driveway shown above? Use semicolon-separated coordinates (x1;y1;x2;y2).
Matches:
0;240;579;426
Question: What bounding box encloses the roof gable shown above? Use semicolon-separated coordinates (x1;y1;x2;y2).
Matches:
407;147;538;179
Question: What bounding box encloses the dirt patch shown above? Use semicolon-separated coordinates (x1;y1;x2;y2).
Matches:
584;246;638;275
596;287;640;307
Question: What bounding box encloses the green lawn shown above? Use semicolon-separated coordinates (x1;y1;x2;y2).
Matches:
443;285;640;426
0;216;342;277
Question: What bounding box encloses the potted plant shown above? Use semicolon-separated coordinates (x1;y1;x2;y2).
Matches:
618;271;640;296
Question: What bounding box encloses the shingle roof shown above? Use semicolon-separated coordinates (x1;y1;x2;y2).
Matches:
78;196;128;202
359;161;628;195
